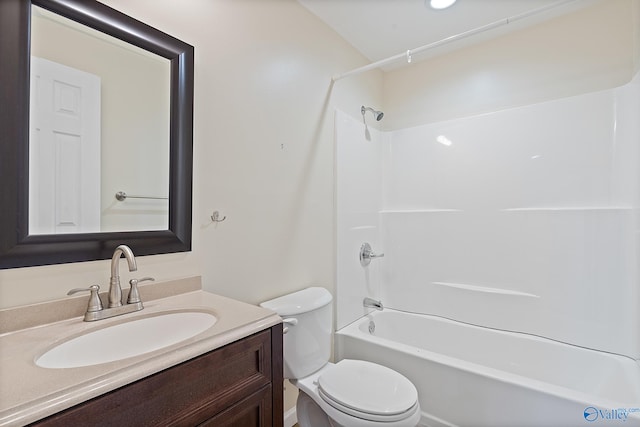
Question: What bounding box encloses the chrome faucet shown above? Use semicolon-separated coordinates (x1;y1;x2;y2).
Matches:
68;245;154;321
363;297;384;311
109;244;137;308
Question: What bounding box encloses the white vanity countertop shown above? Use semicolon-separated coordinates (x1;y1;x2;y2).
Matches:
0;288;281;426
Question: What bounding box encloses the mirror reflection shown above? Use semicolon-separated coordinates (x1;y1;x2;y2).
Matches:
29;5;170;235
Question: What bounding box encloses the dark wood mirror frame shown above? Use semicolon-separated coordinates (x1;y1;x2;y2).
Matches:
0;0;194;269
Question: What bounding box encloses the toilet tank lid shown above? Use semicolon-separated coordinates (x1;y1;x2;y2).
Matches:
260;287;332;316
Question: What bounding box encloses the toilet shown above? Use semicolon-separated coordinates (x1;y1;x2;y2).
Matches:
261;287;421;427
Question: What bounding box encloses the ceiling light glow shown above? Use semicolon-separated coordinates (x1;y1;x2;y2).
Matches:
429;0;457;10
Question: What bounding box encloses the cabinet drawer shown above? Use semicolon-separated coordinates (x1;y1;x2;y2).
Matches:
199;385;272;427
32;329;272;426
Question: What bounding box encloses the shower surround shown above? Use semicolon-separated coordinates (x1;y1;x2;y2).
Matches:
335;73;640;425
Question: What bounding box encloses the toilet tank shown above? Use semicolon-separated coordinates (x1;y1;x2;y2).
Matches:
260;287;332;379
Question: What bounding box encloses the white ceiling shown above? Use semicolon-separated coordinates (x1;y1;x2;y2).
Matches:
297;0;594;70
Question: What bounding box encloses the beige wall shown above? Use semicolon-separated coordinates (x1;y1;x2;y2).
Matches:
0;0;382;309
635;0;640;73
383;0;638;130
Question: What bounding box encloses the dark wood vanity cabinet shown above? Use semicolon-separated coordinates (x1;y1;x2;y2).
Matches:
31;324;283;427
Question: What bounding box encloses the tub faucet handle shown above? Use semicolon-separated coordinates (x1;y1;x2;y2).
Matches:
360;242;384;266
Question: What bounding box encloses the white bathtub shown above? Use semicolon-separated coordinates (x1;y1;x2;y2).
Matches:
335;309;640;427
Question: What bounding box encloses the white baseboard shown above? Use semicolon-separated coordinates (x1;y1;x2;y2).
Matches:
284;406;297;427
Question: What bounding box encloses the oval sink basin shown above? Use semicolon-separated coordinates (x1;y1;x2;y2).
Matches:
36;311;217;369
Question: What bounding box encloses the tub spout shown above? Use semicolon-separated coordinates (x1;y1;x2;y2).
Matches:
363;297;383;311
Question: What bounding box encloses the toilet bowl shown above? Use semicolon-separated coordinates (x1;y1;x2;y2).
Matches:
295;360;421;427
260;287;421;427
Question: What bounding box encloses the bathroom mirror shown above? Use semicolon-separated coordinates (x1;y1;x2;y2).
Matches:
0;0;194;269
29;5;172;235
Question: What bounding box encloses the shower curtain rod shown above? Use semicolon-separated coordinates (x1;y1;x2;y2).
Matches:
331;0;578;82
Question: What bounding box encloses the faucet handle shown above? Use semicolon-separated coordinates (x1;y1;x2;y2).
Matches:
359;242;385;266
127;277;155;304
68;285;103;313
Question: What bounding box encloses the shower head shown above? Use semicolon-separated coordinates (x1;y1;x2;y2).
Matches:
361;106;384;121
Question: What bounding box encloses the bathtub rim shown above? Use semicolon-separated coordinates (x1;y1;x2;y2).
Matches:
335;308;640;410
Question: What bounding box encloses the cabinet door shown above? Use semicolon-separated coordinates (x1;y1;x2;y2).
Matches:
200;385;272;427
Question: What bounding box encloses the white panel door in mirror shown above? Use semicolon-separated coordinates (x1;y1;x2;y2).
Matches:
29;57;101;235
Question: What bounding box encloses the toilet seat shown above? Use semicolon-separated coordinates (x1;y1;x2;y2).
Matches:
317;359;418;422
318;388;419;422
